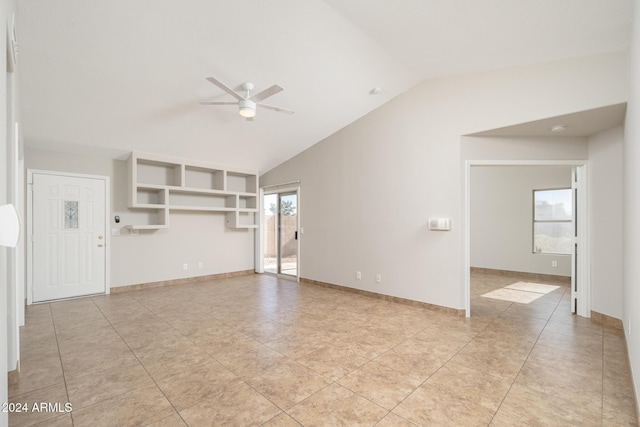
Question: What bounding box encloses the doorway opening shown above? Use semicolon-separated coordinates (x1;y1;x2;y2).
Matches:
263;190;299;278
464;161;589;318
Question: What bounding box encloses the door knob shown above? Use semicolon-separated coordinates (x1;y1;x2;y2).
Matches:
98;235;104;240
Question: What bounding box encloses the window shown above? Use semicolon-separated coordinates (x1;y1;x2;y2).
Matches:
533;188;572;254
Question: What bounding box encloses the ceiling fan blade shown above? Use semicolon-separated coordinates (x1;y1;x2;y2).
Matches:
257;103;295;115
250;85;283;102
206;77;244;101
199;101;238;105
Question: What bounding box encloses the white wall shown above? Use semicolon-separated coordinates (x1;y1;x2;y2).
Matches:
463;127;625;320
0;0;8;420
461;136;589;161
261;52;627;310
589;125;624;319
2;0;18;425
624;0;640;413
470;165;573;276
24;148;255;288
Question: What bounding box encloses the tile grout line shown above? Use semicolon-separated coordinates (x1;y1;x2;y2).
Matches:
251;282;447;425
88;295;192;427
118;282;317;425
14;272;626;426
250;292;398;424
189;278;374;425
368;313;498;423
483;281;568;426
7;313;67;400
601;326;605;427
49;302;74;426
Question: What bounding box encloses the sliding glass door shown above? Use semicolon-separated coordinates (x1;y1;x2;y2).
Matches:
263;191;298;277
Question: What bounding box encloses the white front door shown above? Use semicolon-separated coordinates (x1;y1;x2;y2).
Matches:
32;172;107;302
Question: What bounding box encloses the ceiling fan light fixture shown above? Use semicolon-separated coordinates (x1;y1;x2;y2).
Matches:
238;99;256;118
202;77;293;118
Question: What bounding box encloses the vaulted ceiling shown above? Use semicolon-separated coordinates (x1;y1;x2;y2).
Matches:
17;0;632;173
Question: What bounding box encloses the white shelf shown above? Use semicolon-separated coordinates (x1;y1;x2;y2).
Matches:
225;211;259;229
126;224;168;230
135;183;167;190
168;186;234;196
134;204;166;209
169;206;235;212
127;152;258;230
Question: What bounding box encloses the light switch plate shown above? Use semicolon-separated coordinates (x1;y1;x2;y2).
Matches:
428;218;451;231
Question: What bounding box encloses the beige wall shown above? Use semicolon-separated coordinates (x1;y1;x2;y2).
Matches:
624;0;640;411
588;125;624;319
470;165;574;276
1;0;8;420
25;148;255;288
2;0;19;424
261;52;627;311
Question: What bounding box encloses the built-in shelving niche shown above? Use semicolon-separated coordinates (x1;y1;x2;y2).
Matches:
127;152;258;230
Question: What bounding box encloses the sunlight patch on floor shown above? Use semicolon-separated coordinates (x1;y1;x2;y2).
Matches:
481;281;560;304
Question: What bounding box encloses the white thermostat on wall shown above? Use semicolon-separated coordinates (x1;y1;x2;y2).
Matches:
428;218;451;231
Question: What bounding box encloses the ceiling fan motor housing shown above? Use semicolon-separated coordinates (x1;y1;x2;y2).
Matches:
239;99;257;117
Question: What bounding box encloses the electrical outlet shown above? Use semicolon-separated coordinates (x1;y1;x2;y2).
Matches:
376;274;382;283
356;271;361;280
198;262;203;269
552;260;558;267
183;263;188;271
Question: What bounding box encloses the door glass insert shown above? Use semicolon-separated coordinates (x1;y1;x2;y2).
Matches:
279;193;297;276
263;191;297;276
64;201;79;229
263;194;278;274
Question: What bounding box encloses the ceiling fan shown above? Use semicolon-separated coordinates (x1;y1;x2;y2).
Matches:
200;77;294;120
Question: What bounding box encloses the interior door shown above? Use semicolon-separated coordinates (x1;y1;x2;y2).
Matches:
263;191;298;277
570;166;590;316
571;168;578;313
32;173;107;302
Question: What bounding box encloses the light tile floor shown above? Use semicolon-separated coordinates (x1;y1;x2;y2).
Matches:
8;271;639;426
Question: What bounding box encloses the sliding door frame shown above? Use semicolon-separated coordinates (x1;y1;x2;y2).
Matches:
257;184;301;282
